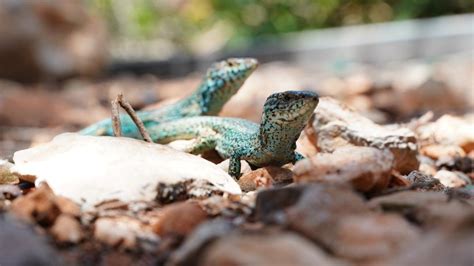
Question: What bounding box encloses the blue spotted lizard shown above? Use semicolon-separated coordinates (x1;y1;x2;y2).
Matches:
80;58;258;138
148;91;319;178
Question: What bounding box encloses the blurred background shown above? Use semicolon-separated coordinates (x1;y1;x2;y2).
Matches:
0;0;472;156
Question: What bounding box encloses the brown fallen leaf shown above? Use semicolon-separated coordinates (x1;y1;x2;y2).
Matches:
10;183;61;227
238;166;293;192
293;146;393;192
152;201;208;237
49;214;83;244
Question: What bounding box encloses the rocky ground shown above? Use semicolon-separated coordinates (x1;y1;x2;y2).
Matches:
0;55;473;266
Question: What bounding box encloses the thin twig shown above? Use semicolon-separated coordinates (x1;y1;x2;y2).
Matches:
116;93;153;143
111;97;122;137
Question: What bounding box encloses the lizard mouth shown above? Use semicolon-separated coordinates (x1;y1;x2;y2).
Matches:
278;116;298;123
278;104;314;123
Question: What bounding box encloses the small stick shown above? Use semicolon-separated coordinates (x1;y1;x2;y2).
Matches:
115;93;153;143
111;97;122;137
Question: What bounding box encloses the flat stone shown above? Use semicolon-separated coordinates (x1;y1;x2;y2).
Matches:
12;133;241;206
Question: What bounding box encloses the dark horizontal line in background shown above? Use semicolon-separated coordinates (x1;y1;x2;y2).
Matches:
106;14;474;78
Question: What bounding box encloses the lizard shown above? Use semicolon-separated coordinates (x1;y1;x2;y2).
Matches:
147;90;319;178
79;58;258;138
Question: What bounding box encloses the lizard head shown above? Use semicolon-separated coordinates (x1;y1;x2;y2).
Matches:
199;58;258;114
262;90;319;125
260;90;319;147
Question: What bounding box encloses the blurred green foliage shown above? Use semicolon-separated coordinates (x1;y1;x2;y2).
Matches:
87;0;473;50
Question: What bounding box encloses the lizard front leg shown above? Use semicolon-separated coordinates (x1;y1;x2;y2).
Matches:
228;155;242;179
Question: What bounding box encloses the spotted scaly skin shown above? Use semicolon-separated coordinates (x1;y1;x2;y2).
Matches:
148;91;319;178
79;58;258;138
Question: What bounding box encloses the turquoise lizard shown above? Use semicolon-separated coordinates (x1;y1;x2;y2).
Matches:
79;58;258;138
148;91;319;178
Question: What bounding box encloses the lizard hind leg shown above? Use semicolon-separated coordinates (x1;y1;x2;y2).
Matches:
228;155;242;179
293;152;305;163
186;136;217;154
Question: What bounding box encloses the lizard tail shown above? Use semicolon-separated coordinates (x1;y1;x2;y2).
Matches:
78;115;142;138
79;119;114;136
148;118;205;143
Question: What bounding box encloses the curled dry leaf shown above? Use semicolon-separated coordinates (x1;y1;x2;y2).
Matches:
12;133;241;206
309;97;419;174
368;190;472;227
417;115;474;155
293;146;393;192
434;170;470;188
421;144;466;159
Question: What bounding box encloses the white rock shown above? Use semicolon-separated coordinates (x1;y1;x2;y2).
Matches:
12;133;241;205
